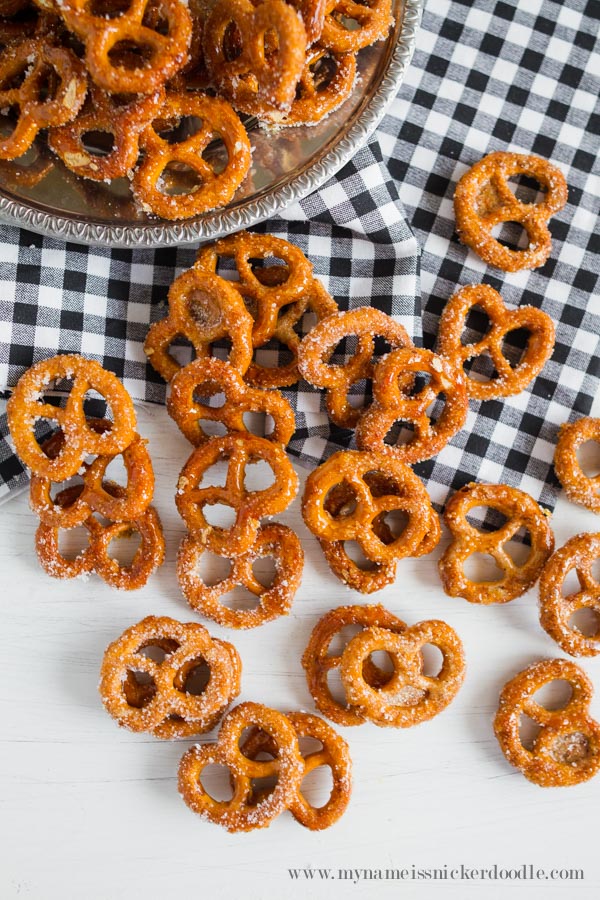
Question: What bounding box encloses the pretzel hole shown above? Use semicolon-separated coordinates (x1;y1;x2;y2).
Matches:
462;352;499;384
138;640;180;662
460;305;491;344
347;379;371;409
299;764;334;810
324;482;358;518
159;162;204;196
561;566;583;598
0;60;30;92
193;385;226;407
202;140;229;177
244;458;275;491
198;418;228;437
252;339;295;370
102;453;128;485
193;548;232;586
465;507;508;532
576;440;600;479
49;475;84;503
250;773;279;802
223;20;243;61
107;527;142;566
203;502;237;528
502;528;532;567
221;586;261;611
196;462;227;488
568;608;600;639
326;624;363;656
326;667;350;706
507;174;546;204
252;553;277;589
91;0;132;17
158;115;203;144
532;679;573;711
462;552;504;583
57;523;90;560
551;732;590;766
302;52;337;96
108;41;155;72
341;541;380;571
291;306;318;337
81;130;116;158
182;659;211;695
421;643;444;677
368;650;394;677
123;669;156;707
199;763;234;801
384;420;415;447
380;509;410;541
167;335;196;368
36;417;62;451
242;411;275;438
249;256;288;279
329;334;360;365
500;328;530;369
490;222;530;251
518;713;542;750
425;394;447;427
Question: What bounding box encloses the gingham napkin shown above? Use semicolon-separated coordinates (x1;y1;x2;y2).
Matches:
0;0;598;512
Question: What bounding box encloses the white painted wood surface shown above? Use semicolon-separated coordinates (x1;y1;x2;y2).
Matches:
1;396;599;900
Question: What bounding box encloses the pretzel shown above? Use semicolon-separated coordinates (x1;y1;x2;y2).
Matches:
177;523;304;629
99;616;241;738
30;418;154;527
554;417;600;513
57;0;192;95
341;620;466;728
49;85;164;182
289;0;326;44
0;142;53;187
36;482;165;590
239;711;352;830
132;91;251;220
356;347;468;464
195;231;314;349
178;702;304;832
281;44;356;126
167;357;295;448
494;659;600;787
539;533;600;658
176;432;299;556
437;284;555;400
439;482;554;604
320;0;392;53
298;308;413;428
454;151;568;272
302;604;407;726
0;37;87;160
302;450;433;565
7;354;136;481
144;267;254;383
203;0;306;118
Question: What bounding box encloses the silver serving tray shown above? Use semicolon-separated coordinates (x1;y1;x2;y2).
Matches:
0;0;423;248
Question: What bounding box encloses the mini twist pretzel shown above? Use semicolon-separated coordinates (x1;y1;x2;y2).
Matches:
36;482;165;590
144;267;254;383
439;482;554;604
320;0;392;53
30;418;154;527
239;711;352;830
178;702;304;832
99;616;241;738
302;604;407;726
280;44;356;126
7;353;136;481
176;433;299;556
167;357;295;448
195;231;314;349
49;85;164;182
177;523;304;629
302;450;433;565
554;417;600;513
132;91;251;220
297;307;413;428
436;284;555;400
203;0;307;118
494;659;600;787
58;0;192;95
539;533;600;658
454;151;568;272
356;347;469;464
0;37;87;160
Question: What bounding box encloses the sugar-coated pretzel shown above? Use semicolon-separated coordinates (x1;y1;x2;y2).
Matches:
494;659;600;787
454;151;568;272
289;0;326;44
30;418;154;527
58;0;192;95
437;284;555;401
167;357;295;448
0;37;86;160
178;702;304;832
36;482;165;590
195;231;314;349
321;0;392;52
439;482;554;604
176;432;299;556
132;92;251;220
281;44;356;126
554;417;600;513
99;616;241;737
239;711;352;830
539;533;600;658
297;307;413;428
49;85;164;182
340;620;465;728
302;604;407;726
177;523;304;629
302;450;433;565
144;267;254;383
7;353;136;481
203;0;306;118
356;347;468;464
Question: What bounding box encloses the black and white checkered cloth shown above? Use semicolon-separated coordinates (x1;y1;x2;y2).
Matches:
0;0;598;511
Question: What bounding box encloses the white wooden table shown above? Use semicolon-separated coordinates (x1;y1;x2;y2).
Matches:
2;397;599;900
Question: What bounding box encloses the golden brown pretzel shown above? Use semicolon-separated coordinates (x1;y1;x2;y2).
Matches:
177;523;304;629
454;151;568;271
554;417;600;513
7;353;136;481
167;357;295;447
288;0;326;44
356;347;468;464
494;659;600;787
281;44;356;126
176;432;299;556
439;482;554;604
539;533;600;657
99;615;241;737
297;307;413;428
436;284;555;400
321;0;392;53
